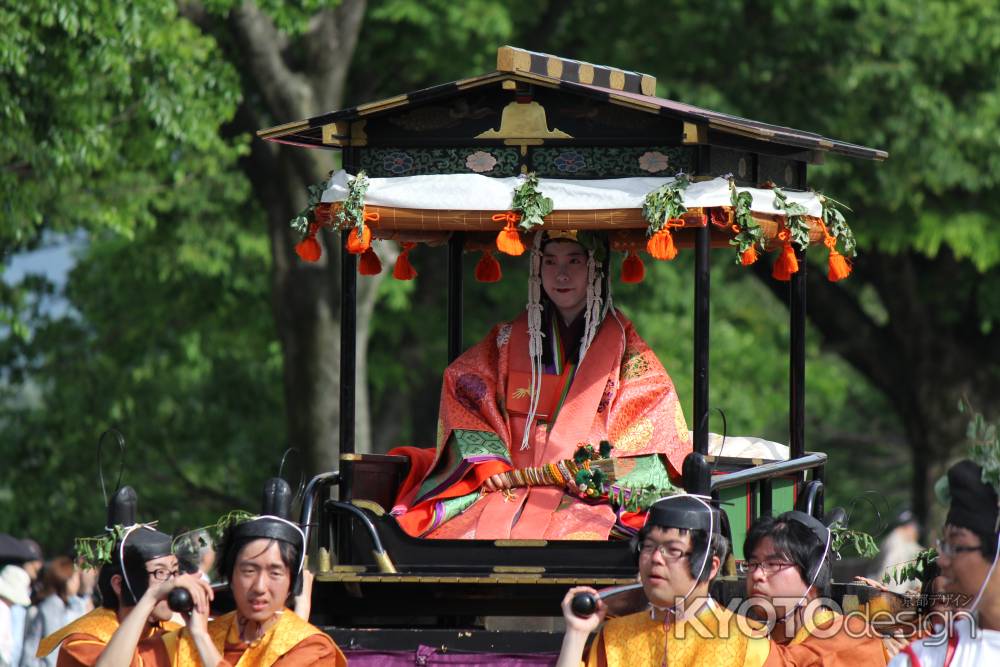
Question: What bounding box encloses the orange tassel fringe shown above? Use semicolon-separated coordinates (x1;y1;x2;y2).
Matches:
824;233;852;281
621;251;645;283
772;237;799;281
359;247;382;276
646;225;679;261
295;236;321;262
474;250;502;283
346;225;372;254
393;242;417;280
493;212;525;256
740;245;759;266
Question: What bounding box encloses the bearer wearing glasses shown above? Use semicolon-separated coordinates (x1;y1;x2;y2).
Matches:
35;486;200;667
889;459;1000;666
741;511;886;665
556;495;771;667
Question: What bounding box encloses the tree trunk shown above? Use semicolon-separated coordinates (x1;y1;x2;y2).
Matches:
213;1;376;474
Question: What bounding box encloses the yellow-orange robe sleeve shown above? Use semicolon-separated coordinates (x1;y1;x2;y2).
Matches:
763;614;887;667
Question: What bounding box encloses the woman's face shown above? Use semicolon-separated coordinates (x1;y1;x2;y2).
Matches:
231;539;291;623
540;241;589;324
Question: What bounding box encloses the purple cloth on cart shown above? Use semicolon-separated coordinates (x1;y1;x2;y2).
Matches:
344;644;557;665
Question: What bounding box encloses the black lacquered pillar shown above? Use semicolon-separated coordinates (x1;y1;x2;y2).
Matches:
447;233;464;363
693;223;710;455
789;248;806;462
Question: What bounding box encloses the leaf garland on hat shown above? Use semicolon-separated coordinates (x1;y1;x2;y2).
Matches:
882;547;938;587
74;524;129;571
830;524;880;559
511;173;553;232
728;179;764;265
958;398;1000;493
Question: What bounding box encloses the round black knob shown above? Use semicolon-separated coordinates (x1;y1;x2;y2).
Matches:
570;592;597;617
168;587;193;614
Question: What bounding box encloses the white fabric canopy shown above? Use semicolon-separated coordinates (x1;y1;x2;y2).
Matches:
321;170;824;217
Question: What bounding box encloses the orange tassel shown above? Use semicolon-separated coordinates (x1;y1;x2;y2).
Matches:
621;251;645;283
646;226;679;261
295;236;321;262
493;212;525;256
359;247;382;276
393;242;417;280
772;240;799;281
740;245;759;266
474;250;502;283
346;225;372;254
822;226;852;282
827;249;851;281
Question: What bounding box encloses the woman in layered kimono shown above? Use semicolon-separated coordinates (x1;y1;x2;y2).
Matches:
393;230;692;540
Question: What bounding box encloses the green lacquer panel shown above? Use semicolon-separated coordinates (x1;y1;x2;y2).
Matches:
530;146;696;179
358;147;521;177
720;483;751;561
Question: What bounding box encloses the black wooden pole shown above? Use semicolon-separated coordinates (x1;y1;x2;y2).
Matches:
789;248;806;461
447;233;464;363
339;236;357;458
693;223;710;455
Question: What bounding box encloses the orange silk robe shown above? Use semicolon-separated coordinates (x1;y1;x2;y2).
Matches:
35;607;179;667
584;605;771;667
396;309;691;540
763;609;888;666
165;610;346;667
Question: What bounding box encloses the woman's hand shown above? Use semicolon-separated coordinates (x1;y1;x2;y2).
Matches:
484;473;512;492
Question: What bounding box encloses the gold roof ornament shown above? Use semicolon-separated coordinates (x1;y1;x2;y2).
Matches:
476;101;572;150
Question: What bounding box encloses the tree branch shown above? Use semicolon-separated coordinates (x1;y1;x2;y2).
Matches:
302;0;367;111
230;1;313;122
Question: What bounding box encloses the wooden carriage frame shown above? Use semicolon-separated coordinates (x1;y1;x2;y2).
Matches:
259;46;887;640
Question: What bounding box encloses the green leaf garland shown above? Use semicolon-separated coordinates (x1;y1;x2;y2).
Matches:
882;547;938;587
820;195;857;258
511;173;553;232
641;173;690;235
290;180;327;239
830;523;880;559
959;398;1000;493
74;524;129;571
772;187;811;250
336;170;370;235
729;179;764;263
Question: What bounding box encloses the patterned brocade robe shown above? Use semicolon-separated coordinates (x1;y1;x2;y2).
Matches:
395;308;691;540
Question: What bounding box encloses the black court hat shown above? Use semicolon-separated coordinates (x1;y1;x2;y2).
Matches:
776;510;830;548
107;486;173;562
231;478;304;548
946;459;1000;537
646;495;721;534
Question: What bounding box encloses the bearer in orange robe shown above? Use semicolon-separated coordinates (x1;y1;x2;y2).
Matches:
36;487;183;667
164;478;346;667
394;230;691;540
742;511;887;666
556;495;772;667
